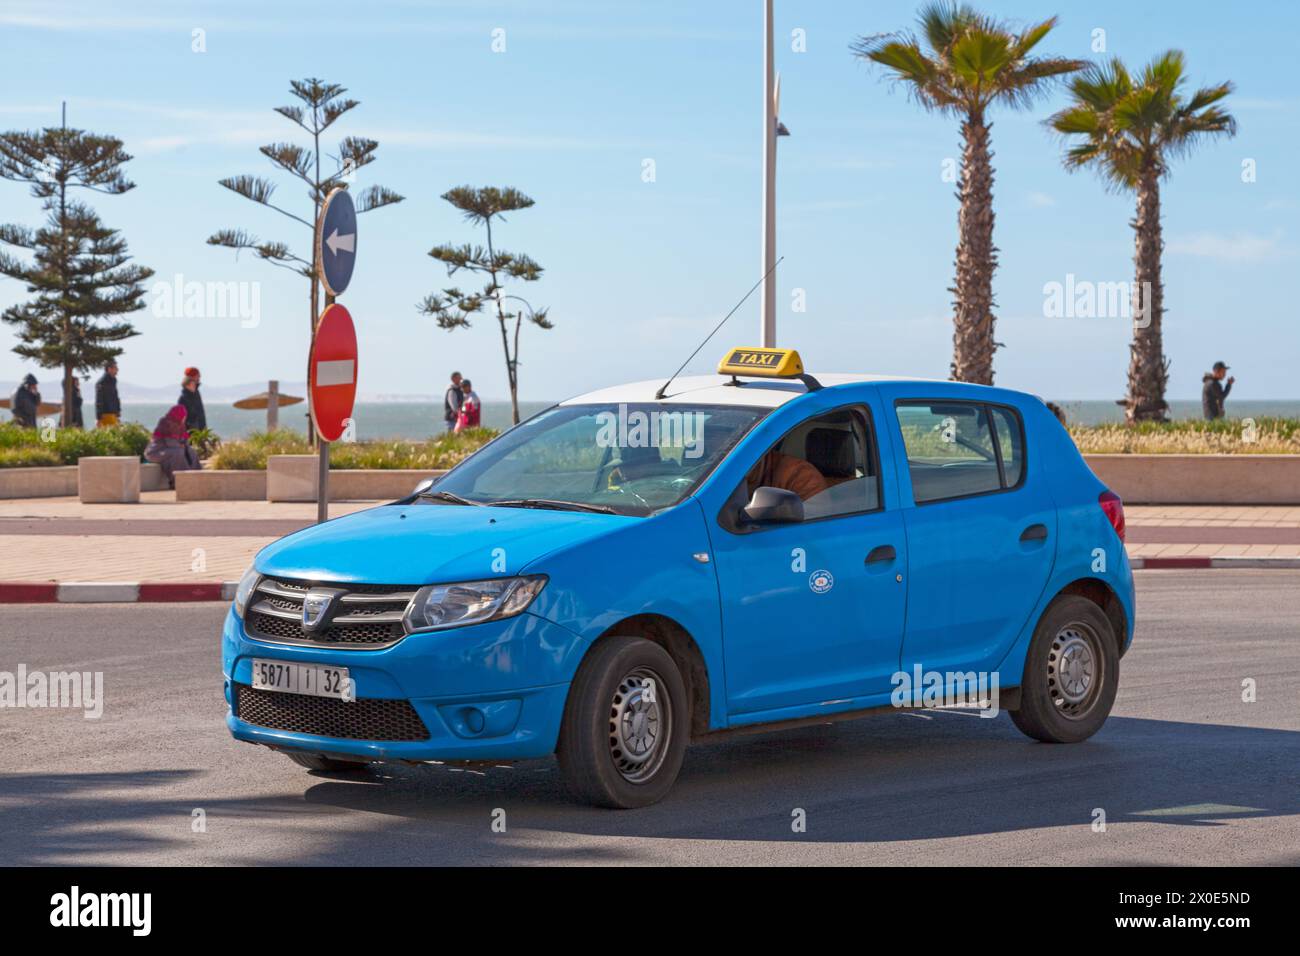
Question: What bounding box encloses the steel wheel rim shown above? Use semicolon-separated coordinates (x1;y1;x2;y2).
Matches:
1047;624;1103;720
608;666;671;783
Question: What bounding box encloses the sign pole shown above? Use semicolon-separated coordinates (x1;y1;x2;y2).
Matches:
317;290;335;524
312;187;358;526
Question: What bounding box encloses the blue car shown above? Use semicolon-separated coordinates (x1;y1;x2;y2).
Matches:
223;347;1134;808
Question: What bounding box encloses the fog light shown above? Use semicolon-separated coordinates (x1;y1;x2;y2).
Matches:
461;707;487;735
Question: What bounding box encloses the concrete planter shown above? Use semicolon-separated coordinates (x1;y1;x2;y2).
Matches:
265;455;445;502
1084;454;1300;505
0;465;78;499
175;469;268;501
78;456;141;503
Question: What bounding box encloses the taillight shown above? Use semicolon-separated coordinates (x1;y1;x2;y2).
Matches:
1099;490;1125;543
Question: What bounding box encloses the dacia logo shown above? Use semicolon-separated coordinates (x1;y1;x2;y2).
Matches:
302;589;342;633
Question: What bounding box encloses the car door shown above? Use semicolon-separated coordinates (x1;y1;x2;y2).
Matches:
707;399;908;718
887;394;1056;678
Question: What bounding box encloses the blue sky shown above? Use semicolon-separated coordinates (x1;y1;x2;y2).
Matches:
1;0;1297;402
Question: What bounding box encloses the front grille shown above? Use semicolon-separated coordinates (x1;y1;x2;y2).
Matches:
234;683;430;741
244;576;415;649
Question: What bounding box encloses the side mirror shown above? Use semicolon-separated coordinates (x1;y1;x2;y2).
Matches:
411;477;435;497
743;486;804;524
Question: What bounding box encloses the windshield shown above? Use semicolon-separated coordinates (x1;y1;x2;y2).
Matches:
423;403;766;516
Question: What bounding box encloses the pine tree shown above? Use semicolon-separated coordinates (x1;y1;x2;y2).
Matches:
208;78;403;438
420;186;553;424
0;111;152;426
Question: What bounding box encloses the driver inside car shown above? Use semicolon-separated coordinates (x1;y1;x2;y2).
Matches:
745;448;827;502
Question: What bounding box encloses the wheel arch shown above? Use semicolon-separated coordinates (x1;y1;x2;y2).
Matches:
577;614;712;738
1054;577;1130;658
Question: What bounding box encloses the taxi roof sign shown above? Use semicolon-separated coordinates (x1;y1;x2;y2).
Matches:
718;347;804;378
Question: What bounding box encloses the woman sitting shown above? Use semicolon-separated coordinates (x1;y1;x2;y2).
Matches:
144;404;201;489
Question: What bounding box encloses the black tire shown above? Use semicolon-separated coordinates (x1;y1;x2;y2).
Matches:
1010;595;1119;744
556;635;689;809
284;751;371;773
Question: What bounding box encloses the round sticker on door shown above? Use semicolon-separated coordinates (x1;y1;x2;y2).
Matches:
809;570;834;594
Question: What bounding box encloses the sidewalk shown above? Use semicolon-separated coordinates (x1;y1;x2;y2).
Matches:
0;498;1298;600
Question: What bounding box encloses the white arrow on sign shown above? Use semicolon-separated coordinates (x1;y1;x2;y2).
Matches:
325;228;355;256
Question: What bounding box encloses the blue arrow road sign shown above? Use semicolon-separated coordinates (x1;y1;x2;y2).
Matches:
318;187;357;296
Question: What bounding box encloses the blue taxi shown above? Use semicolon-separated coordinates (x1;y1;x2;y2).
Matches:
223;347;1134;808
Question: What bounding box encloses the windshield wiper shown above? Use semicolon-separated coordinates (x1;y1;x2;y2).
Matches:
490;498;619;515
419;490;485;506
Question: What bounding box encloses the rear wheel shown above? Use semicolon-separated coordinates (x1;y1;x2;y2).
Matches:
284;751;372;773
557;635;689;808
1010;595;1118;744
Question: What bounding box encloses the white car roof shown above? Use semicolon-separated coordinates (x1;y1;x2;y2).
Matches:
561;373;938;410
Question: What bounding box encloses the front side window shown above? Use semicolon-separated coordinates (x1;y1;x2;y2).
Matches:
737;406;881;521
896;401;1004;503
425;403;765;516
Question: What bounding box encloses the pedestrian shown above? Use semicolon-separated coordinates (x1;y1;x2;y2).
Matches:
1202;361;1235;420
442;370;464;432
95;361;122;427
62;377;84;429
178;366;207;431
454;378;481;433
143;404;200;489
8;374;40;428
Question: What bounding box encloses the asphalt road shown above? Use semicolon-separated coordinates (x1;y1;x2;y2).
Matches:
2;570;1298;866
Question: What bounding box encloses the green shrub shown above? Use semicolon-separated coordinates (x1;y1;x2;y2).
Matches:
208;428;497;470
0;446;62;468
0;421;150;465
1069;417;1300;454
188;428;222;460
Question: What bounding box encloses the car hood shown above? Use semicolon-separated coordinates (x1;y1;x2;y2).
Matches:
255;502;640;584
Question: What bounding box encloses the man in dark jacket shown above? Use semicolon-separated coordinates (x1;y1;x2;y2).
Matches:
178;366;206;431
443;370;463;432
95;362;122;426
9;374;40;428
1202;361;1235;420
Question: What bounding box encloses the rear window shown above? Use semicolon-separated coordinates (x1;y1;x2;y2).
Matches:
895;401;1025;504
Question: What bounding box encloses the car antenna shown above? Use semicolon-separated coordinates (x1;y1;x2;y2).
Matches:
654;257;783;400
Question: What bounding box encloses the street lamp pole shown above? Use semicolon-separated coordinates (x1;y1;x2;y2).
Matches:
760;0;777;347
760;0;788;348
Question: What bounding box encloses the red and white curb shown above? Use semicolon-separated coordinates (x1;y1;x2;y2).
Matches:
1130;556;1300;570
0;581;238;603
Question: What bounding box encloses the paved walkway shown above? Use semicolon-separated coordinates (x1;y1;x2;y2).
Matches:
1;498;1298;582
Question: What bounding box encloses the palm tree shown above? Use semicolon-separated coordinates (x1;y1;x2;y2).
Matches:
1049;52;1235;422
853;3;1083;385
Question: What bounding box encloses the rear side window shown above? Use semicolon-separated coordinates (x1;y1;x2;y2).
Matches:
895;401;1024;504
989;406;1024;487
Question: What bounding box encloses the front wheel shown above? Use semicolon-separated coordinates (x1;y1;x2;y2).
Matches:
557;636;689;808
1010;595;1119;744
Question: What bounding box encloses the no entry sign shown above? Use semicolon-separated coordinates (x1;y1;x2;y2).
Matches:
310;303;358;442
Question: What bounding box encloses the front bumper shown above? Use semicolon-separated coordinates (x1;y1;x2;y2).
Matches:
221;607;576;761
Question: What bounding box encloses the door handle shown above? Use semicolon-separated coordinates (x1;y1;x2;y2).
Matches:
1020;523;1048;542
865;544;896;565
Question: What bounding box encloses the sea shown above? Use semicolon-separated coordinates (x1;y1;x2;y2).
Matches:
99;399;1300;440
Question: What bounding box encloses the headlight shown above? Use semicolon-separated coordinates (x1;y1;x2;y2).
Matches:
233;566;260;618
403;575;547;633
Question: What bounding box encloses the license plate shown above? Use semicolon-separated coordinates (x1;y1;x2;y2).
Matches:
251;659;351;700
